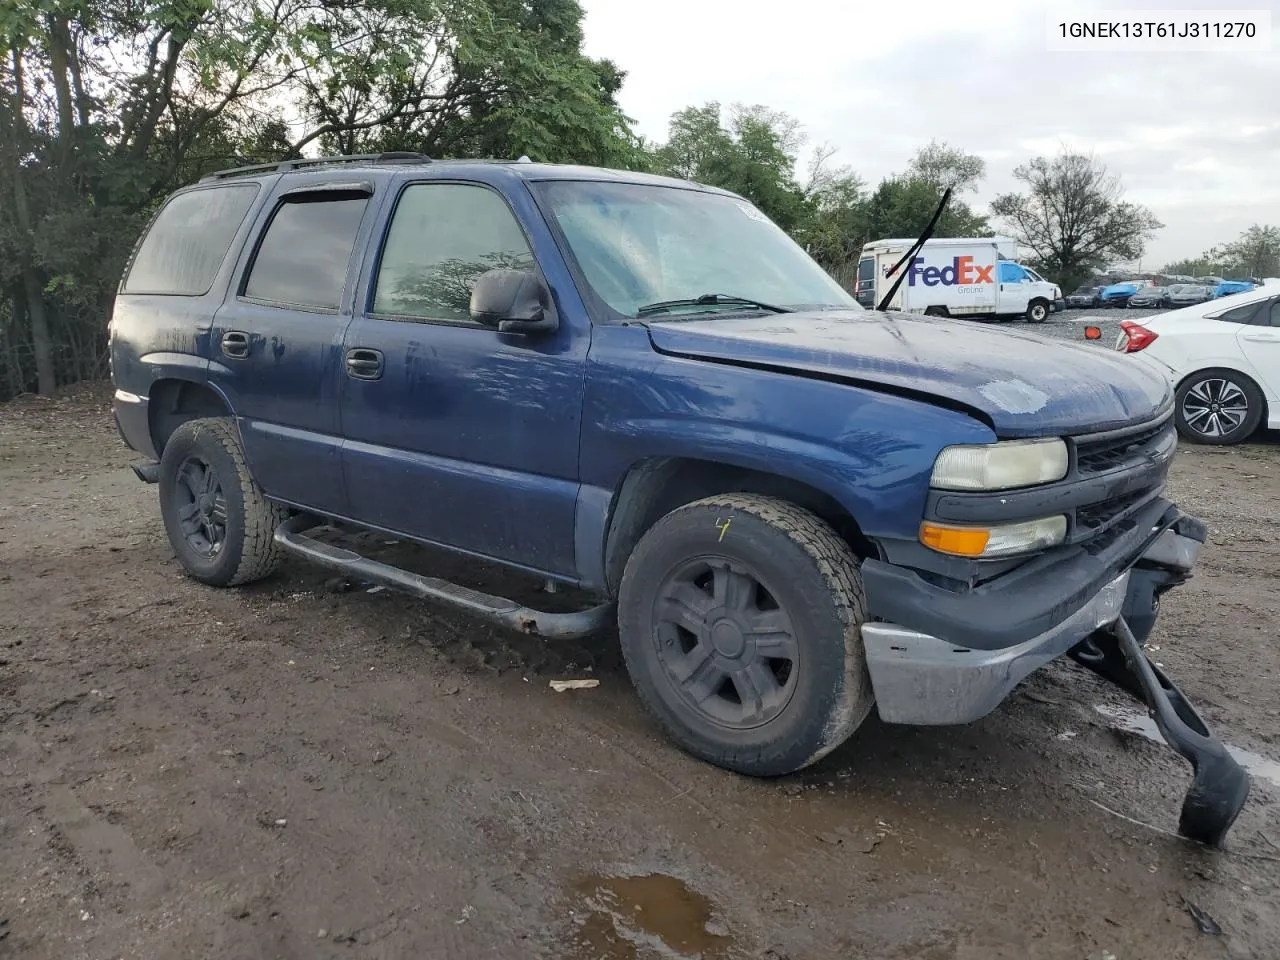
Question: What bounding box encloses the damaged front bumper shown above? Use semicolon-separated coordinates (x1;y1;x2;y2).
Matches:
861;508;1250;846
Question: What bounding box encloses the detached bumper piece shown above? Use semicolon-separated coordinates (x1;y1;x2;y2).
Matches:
863;514;1249;847
1071;617;1250;849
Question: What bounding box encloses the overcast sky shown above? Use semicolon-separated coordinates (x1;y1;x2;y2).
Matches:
578;0;1279;268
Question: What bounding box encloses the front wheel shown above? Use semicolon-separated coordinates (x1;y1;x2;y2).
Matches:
158;417;287;586
617;495;874;777
1174;370;1264;445
1026;299;1050;323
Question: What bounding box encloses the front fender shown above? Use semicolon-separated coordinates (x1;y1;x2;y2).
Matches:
575;326;995;584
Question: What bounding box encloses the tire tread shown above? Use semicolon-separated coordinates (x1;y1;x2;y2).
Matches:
619;493;873;777
176;418;286;586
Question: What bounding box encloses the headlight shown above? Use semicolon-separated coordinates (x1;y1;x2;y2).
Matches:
930;438;1068;491
920;516;1068;558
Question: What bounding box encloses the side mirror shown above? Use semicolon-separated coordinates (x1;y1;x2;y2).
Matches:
470;268;558;335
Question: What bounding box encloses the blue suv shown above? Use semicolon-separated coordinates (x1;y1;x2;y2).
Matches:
108;154;1249;845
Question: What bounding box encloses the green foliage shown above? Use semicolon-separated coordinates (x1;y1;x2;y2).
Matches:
1213;225;1280;278
649;109;989;272
1162;225;1280;281
652;102;810;231
1159;258;1219;277
991;152;1162;292
0;0;643;396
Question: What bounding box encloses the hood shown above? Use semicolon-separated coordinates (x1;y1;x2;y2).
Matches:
645;310;1172;438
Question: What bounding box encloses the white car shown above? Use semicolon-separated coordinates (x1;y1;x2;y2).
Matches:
1115;287;1280;445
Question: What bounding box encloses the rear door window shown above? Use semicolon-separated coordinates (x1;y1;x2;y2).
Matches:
242;193;370;311
123;184;259;295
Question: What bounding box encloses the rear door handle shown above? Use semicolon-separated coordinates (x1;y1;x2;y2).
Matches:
345;347;384;380
1241;332;1280;342
221;330;251;359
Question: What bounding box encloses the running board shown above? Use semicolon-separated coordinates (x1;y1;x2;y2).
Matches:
273;515;614;640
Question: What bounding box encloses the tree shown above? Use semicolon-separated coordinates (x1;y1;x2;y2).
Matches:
652;102;810;231
1215;224;1280;278
0;0;642;397
991;152;1162;292
908;139;985;194
1160;257;1218;277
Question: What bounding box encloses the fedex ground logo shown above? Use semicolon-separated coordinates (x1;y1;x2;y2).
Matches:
907;256;994;287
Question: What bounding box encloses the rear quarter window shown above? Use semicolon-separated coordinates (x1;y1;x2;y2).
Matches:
1215;301;1265;325
122;184;260;296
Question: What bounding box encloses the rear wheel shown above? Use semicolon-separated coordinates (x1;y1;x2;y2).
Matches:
617;494;874;777
1174;370;1264;445
158;417;287;586
1026;299;1049;323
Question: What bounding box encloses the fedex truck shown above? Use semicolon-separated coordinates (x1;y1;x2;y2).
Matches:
853;236;1063;323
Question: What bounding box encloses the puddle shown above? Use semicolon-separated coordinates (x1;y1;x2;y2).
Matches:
1095;704;1280;787
568;873;734;959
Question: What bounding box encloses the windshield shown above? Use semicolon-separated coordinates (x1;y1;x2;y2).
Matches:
534;180;859;319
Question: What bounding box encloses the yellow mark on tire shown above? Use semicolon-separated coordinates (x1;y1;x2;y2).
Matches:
715;517;732;541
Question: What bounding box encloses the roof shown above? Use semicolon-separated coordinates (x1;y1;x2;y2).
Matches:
196;152;734;196
862;236;1020;248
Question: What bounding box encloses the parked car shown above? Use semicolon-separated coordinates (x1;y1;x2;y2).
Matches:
1212;280;1257;299
107;153;1249;845
1100;281;1142;307
1166;284;1213;308
1127;285;1173;309
1116;287;1280;444
1065;285;1104;309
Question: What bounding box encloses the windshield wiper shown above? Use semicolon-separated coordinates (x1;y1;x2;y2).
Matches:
635;293;794;318
875;187;953;312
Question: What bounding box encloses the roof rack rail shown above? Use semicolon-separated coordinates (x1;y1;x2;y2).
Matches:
200;152;432;182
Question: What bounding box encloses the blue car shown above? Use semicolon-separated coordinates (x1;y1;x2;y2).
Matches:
105;153;1249;845
1100;281;1141;307
1212;280;1256;299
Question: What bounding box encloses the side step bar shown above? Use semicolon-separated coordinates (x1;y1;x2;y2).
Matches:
273;515;615;640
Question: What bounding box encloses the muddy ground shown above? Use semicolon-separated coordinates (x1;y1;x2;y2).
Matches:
2;383;1278;960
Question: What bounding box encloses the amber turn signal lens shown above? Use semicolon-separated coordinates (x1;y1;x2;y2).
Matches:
1084;326;1101;340
919;523;991;557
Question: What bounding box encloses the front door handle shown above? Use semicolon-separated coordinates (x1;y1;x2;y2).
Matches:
222;330;251;359
345;347;384;381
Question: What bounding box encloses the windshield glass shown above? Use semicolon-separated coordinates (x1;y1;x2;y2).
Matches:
534;180;858;319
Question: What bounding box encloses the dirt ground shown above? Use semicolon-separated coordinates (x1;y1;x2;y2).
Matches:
2;383;1278;960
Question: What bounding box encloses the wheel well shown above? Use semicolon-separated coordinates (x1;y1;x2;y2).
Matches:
1175;367;1269;415
148;380;231;456
1176;366;1266;394
601;458;874;596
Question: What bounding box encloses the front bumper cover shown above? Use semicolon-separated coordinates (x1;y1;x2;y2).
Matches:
861;514;1250;846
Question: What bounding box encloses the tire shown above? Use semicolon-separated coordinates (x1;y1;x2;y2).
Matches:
1026;299;1050;323
158;417;287;586
1174;370;1265;446
923;306;948;317
617;494;874;777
